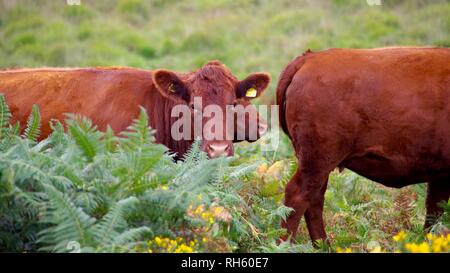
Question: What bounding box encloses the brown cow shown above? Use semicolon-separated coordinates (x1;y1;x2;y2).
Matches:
277;47;450;243
0;61;270;159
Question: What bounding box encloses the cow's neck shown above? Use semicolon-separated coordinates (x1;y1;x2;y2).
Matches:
144;87;192;160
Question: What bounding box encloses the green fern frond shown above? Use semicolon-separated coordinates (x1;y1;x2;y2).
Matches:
0;94;12;141
48;119;67;146
113;226;151;245
281;160;297;186
0;94;11;129
104;125;117;153
32;152;85;187
23;104;41;142
38;184;96;253
1;158;50;183
227;161;260;180
91;197;138;246
181;139;201;164
177;139;208;176
74;191;99;214
66;115;102;161
120;107;156;151
9;122;20;136
0;123;20;152
0;166;15;195
123;148;166;182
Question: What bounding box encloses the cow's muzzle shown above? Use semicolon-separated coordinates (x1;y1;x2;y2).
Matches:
205;141;234;158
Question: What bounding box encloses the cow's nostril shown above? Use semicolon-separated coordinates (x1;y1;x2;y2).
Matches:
258;123;268;137
207;142;232;158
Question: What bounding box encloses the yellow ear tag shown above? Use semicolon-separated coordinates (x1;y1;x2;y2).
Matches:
168;83;175;93
245;87;257;98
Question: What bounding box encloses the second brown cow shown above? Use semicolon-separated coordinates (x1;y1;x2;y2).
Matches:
277;47;450;243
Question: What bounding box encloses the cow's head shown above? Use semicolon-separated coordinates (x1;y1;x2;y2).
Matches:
153;60;270;158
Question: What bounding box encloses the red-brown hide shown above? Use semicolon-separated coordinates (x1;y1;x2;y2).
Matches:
0;62;269;158
277;47;450;243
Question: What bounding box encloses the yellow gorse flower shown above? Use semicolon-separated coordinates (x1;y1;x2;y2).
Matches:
174;244;194;253
369;246;383;253
187;204;231;224
393;231;407;242
405;242;430;253
214;207;222;216
428;233;449;253
396;232;450;253
336;247;352;253
145;236;200;253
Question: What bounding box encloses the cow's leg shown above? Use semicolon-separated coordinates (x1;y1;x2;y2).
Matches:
281;97;349;243
425;182;450;229
281;167;331;242
305;179;329;244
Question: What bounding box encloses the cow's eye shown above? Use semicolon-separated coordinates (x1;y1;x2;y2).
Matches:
190;103;198;112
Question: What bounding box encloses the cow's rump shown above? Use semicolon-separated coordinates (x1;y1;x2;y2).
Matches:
279;47;450;185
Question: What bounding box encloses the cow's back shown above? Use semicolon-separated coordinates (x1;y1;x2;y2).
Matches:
281;47;450;185
0;67;153;138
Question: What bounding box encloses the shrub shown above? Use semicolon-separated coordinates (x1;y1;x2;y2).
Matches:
117;0;149;21
0;95;293;252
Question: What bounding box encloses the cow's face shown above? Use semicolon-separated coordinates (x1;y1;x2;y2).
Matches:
153;61;270;158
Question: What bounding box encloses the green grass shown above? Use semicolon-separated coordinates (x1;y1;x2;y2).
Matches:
1;0;449;102
0;0;449;253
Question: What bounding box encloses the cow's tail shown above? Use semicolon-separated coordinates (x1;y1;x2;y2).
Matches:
276;50;311;138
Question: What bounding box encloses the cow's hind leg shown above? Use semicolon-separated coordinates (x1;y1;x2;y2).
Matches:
305;179;329;244
281;166;332;242
425;182;450;229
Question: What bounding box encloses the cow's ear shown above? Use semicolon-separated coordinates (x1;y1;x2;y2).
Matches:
153;70;189;102
236;72;271;100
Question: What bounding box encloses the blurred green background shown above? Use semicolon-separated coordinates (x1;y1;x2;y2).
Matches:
0;0;449;103
0;0;449;253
